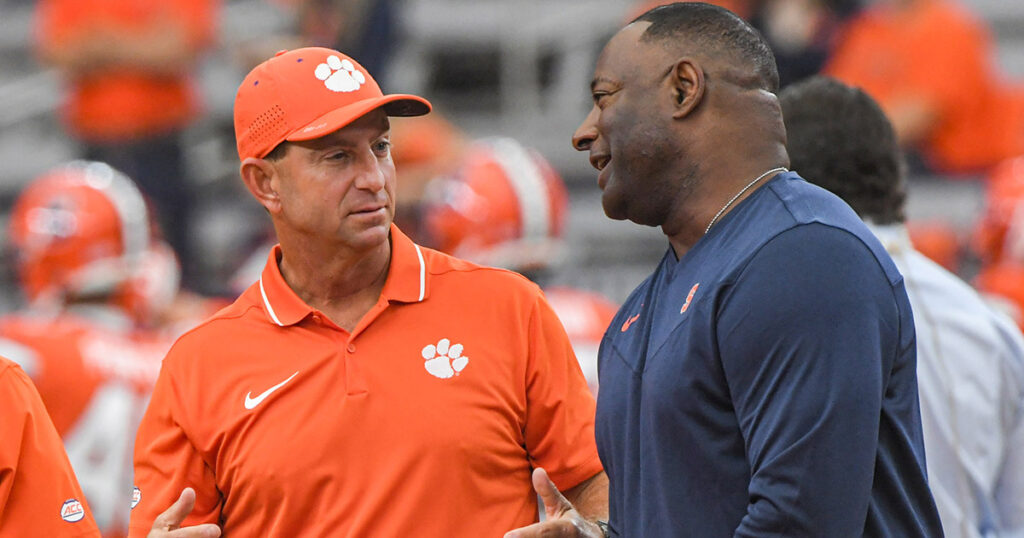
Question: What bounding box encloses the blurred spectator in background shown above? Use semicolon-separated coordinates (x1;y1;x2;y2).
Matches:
294;0;398;76
238;0;399;79
0;162;173;537
632;0;755;19
420;137;617;393
826;0;1024;175
749;0;861;87
633;1;863;89
34;0;217;289
782;76;1024;538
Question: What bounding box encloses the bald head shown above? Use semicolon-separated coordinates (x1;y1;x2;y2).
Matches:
632;2;780;92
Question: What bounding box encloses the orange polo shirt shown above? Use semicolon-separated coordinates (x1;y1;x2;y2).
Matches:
826;0;1024;174
35;0;215;141
129;225;602;537
0;357;100;537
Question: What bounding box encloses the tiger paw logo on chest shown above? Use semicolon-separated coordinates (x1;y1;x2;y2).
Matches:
421;338;469;379
60;498;85;522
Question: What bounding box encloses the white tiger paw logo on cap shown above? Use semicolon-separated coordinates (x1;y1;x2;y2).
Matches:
314;55;366;92
422;338;469;379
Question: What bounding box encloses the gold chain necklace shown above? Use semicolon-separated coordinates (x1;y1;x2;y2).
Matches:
704;167;788;235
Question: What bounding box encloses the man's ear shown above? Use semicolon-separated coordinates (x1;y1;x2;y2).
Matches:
670;58;705;119
239;157;283;214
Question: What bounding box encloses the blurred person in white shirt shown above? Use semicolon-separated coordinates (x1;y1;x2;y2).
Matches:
781;75;1024;538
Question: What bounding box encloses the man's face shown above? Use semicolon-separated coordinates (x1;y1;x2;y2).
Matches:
272;109;397;252
572;23;691;227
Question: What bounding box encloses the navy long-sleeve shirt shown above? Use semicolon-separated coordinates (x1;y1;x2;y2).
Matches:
595;172;944;537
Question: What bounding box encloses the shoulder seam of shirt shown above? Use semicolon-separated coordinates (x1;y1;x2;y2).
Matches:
414;244;544;297
430;263;527;278
164;303;264;356
0;361;15;381
727;220;903;288
427;262;541;290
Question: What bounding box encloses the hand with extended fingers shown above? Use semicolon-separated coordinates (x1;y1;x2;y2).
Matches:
147;488;221;538
503;468;606;538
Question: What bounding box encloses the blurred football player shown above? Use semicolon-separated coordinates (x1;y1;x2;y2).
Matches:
0;161;170;537
422;137;618;393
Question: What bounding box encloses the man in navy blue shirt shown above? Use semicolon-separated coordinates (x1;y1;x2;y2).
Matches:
560;3;944;537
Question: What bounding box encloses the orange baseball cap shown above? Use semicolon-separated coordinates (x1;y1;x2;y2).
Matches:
234;47;432;160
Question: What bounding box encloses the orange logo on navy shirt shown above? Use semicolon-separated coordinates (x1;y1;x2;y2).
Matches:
621;303;645;332
60;499;85;522
680;283;700;313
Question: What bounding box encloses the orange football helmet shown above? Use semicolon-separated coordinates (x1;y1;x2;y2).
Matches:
8;161;150;304
422;137;569;272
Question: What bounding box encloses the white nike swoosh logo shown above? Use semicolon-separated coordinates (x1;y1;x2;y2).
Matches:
244;371;299;410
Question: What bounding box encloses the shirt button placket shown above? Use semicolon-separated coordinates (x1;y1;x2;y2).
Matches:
344;338;367;395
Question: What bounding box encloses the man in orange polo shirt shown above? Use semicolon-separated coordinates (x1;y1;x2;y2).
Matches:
130;48;608;538
0;355;101;537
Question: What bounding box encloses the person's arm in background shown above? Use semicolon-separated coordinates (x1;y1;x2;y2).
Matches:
719;225;902;536
999;410;1024;538
993;314;1024;538
0;358;101;537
